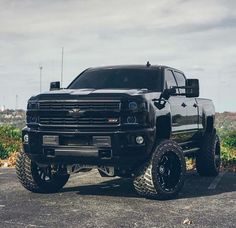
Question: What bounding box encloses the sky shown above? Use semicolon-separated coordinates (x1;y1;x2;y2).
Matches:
0;0;236;112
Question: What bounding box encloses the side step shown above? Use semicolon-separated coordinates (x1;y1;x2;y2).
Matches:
179;140;200;156
183;147;200;156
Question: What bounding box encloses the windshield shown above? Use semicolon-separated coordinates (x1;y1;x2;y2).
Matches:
68;68;162;91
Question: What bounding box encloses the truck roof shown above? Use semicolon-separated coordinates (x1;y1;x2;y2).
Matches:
88;64;184;75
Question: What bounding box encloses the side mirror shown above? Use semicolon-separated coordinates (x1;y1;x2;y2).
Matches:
153;88;176;109
50;81;60;91
186;79;199;97
162;87;176;100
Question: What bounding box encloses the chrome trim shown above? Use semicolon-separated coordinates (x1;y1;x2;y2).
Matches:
171;129;199;134
55;146;99;157
39;124;121;128
38;100;121;103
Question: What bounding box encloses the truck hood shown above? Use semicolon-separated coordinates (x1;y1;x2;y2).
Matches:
31;89;158;101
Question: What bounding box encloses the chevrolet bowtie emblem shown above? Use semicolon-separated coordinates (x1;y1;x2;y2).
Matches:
69;109;81;116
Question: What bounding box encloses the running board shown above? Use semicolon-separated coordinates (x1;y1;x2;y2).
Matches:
179;140;197;148
183;147;200;156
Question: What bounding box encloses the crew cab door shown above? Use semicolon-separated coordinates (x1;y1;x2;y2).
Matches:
173;71;199;131
165;69;187;133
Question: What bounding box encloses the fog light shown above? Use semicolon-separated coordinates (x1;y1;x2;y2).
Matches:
43;135;59;146
23;134;29;144
136;136;144;145
127;116;137;124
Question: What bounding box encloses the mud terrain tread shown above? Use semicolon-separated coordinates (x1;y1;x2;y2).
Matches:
196;129;220;176
16;151;41;192
133;139;186;200
16;151;70;193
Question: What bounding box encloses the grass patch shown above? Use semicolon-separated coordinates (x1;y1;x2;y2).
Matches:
0;125;21;160
220;130;236;166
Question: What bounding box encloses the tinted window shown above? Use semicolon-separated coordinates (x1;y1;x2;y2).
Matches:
69;68;162;91
165;70;178;89
174;72;186;94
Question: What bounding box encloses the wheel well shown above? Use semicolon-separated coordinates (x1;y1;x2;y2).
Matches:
156;116;171;139
206;116;214;133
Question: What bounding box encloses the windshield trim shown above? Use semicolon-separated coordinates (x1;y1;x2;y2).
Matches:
68;67;164;91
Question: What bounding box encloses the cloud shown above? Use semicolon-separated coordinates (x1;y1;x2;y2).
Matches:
188;66;205;72
0;0;235;111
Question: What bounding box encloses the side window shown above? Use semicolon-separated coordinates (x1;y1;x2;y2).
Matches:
174;72;186;94
165;70;178;90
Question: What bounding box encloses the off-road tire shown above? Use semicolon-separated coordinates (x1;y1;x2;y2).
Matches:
133;163;150;196
196;129;221;176
16;151;70;193
133;139;186;200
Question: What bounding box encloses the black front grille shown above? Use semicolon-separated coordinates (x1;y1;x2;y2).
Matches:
38;100;121;128
39;101;120;111
39;117;119;126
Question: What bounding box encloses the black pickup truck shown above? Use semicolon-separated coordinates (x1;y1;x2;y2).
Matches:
16;64;221;199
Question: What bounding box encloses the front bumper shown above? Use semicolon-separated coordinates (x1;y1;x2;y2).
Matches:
22;127;155;168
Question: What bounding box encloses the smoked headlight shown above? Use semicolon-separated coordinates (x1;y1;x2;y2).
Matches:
128;101;147;111
27;115;38;124
27;101;39;110
128;102;138;111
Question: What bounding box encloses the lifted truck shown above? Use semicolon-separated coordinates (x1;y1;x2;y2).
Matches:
16;64;221;199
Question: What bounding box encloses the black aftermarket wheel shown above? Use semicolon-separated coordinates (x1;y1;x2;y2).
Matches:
133;139;186;200
16;151;70;193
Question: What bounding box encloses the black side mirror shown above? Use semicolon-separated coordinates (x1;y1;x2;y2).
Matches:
186;79;199;97
50;81;60;91
153;88;176;110
162;87;176;100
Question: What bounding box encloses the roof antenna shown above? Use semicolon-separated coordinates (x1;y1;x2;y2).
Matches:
146;61;151;67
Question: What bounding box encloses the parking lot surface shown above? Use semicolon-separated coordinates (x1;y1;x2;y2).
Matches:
0;168;235;228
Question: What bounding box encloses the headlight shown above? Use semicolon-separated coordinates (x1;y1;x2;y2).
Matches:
27;115;38;124
128;102;138;111
27;101;39;110
128;101;147;111
139;101;148;111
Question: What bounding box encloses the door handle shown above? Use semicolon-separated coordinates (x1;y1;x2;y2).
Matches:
181;102;187;108
193;103;198;108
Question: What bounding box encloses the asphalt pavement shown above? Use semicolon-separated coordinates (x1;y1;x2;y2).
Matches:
0;168;235;228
